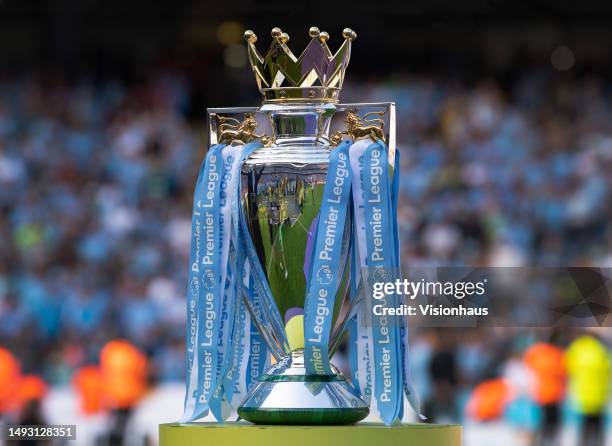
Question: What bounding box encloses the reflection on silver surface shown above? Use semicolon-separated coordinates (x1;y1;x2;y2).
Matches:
240;351;368;411
241;103;352;357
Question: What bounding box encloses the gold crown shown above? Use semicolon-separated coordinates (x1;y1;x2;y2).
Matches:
244;26;356;103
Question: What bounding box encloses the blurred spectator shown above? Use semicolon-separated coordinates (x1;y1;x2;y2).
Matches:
0;347;21;414
467;378;512;422
8;375;48;446
565;335;611;446
424;333;459;423
523;343;566;446
99;340;149;445
502;350;540;446
9;400;48;446
72;366;103;415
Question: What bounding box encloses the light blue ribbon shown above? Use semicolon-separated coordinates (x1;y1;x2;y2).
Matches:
195;143;225;419
348;211;360;393
245;287;267;391
362;140;403;425
221;140;270;413
304;141;352;375
181;145;221;422
386;149;423;420
181;143;225;421
209;144;246;420
348;138;374;406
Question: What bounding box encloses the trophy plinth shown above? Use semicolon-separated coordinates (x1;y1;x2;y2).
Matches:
160;423;462;446
237;350;369;425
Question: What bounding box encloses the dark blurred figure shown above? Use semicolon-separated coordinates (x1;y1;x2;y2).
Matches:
424;332;459;423
104;407;132;446
7;400;48;446
565;335;611;446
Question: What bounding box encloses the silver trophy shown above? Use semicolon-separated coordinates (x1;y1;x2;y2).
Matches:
207;26;396;425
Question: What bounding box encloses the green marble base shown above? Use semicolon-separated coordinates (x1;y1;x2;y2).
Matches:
159;422;462;446
237;406;370;425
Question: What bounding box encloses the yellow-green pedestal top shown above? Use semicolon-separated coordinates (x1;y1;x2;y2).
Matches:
159;422;462;446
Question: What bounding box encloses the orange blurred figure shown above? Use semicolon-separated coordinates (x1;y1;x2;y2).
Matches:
73;365;104;414
18;375;48;404
467;378;512;421
523;342;566;444
100;340;149;409
0;347;21;413
523;342;566;405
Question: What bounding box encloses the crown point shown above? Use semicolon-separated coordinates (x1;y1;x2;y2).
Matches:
342;28;357;41
309;26;320;38
245;26;354;103
244;30;257;44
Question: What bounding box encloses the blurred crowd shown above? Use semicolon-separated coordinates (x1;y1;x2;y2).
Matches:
344;73;612;267
0;74;196;385
344;72;612;444
0;67;611;444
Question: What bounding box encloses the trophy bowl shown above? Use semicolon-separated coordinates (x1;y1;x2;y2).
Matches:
236;100;369;425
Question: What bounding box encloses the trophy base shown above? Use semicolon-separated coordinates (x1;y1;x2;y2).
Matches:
160;422;462;446
238;351;369;425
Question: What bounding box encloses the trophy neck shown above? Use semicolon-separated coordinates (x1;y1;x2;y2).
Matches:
260;102;336;147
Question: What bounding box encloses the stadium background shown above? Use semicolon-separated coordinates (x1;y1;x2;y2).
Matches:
0;1;611;444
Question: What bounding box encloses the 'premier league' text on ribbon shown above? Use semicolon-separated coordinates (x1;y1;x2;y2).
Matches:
367;147;385;263
305;145;352;375
362;141;402;423
198;151;222;405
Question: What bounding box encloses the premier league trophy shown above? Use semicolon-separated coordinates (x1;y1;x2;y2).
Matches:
160;24;464;445
176;25;439;431
236;26;374;425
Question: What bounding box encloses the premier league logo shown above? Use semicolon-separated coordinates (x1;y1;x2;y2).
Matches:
189;277;199;297
204;270;215;289
317;265;333;285
373;266;389;283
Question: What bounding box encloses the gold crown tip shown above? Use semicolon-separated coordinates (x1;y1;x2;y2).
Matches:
244;29;257;43
244;26;354;102
342;28;357;41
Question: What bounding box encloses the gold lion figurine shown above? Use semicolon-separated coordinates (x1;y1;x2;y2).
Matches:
217;113;272;145
331;110;386;145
